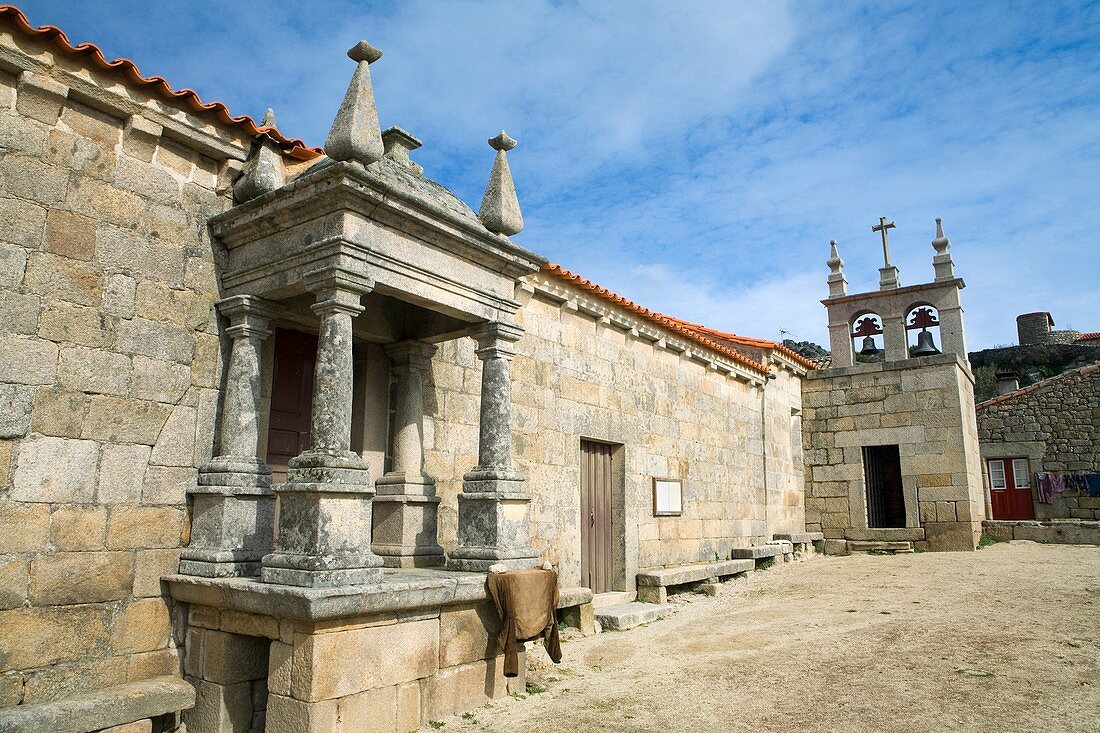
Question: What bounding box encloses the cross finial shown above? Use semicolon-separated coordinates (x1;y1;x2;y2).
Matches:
871;216;896;267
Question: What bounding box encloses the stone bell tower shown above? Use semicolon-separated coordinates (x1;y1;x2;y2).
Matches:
801;218;986;553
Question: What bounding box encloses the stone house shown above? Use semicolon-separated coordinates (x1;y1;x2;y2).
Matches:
976;362;1100;524
0;8;815;732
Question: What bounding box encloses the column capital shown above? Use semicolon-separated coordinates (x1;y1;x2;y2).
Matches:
469;321;523;360
384;339;438;371
304;268;372;317
216;295;279;339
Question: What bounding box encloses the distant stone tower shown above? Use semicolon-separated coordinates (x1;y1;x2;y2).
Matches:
802;219;986;552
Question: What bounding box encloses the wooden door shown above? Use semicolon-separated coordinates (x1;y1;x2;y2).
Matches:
988;458;1035;520
266;328;318;481
580;440;614;594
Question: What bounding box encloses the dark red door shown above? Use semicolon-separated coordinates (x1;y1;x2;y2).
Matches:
581;440;614;593
266;328;317;481
988;458;1035;520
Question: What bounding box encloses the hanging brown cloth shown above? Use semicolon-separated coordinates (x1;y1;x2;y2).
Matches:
486;567;562;677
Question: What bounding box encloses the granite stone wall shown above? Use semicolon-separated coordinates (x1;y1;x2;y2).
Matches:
801;354;985;551
423;277;806;589
0;33;248;707
976;362;1100;520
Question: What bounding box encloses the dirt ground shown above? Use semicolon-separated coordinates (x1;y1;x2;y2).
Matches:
428;541;1100;733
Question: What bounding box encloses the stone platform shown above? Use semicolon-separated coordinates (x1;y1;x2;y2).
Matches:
166;567;558;733
983;519;1100;545
594;602;674;631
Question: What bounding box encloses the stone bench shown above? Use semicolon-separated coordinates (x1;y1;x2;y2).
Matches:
731;540;792;562
0;676;195;733
636;559;754;603
773;532;825;554
556;586;595;636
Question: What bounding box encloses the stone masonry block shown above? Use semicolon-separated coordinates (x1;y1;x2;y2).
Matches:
111;598;173;654
83;396;171;444
58;346;131;396
0;604;109;668
30;551;133;606
423;656;512;722
338;686;398;733
265;693;338;733
12;435;99;502
149;406;198;467
0;501;50;553
44;208;97;261
133;548;181;597
98;443;151;504
0;384;34;439
0;335;58;385
107;505;184;549
29;388;84;436
183;678;253;733
292;618;439;702
0;556;29;610
199;629;270;684
50;504;107;550
438;602;500;668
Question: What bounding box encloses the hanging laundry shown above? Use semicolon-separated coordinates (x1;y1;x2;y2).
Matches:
1051;473;1067;493
1035;472;1055;504
1084;473;1100;498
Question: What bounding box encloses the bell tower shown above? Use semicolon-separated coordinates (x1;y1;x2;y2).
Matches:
802;218;986;553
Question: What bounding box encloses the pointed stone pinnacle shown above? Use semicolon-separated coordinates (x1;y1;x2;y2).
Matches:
259;108;277;128
348;40;383;64
488;130;517;152
234;135;285;204
827;240;844;273
935;217;944;239
478;131;523;236
326;42;385;165
932;216;951;254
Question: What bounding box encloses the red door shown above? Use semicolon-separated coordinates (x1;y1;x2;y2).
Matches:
988;458;1035;520
266;328;317;481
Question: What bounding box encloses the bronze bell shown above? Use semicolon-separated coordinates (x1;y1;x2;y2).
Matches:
912;328;940;356
859;335;880;356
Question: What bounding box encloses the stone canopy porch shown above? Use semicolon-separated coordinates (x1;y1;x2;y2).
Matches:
168;40;553;733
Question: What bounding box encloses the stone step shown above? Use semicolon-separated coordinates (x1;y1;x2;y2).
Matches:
847;540;914;554
773;532;825;544
591;591;636;610
595;602;675;631
844;527;925;542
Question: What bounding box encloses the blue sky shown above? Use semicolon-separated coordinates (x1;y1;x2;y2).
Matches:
18;0;1099;349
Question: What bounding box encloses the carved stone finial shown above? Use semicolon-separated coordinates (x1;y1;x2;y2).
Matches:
325;40;385;165
478;130;523;236
234;109;285;204
381;126;422;172
826;239;848;297
932;217;955;281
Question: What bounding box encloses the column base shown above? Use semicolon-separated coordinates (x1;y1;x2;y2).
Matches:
180;477;275;579
198;456;272;488
372;492;445;568
261;453;384;588
447;479;538;573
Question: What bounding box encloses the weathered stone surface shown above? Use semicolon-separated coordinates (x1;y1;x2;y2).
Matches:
0;197;46;250
438;602;499;668
0;290;40;335
133;548;181;597
0;335;58;385
38;300;116;348
131;356;190;403
0;675;195;733
265;693;338;733
22;656;127;706
730;544;786;560
50;504;107;550
422;656;513;722
0;604;109;668
182;678;252;733
111;598;173;654
22;251;104;307
30;386;87;437
57;345;131;396
107;506;184;549
149;406;198;467
82;396;170;444
12;435;99;503
195;629;269;684
102;273;137;319
292;618;439;701
0;556;28;610
0;501;50;553
97;443;151;504
594;601;674;631
337;686;397;733
115;318;195;363
44;208;97;261
0;384;34;439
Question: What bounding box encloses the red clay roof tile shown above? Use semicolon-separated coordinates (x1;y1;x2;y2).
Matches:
1;4;323;160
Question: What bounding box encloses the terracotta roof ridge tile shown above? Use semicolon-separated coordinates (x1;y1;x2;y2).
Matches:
661;312;818;370
1074;332;1100;341
541;263;772;376
976;358;1100;410
1;4;323;160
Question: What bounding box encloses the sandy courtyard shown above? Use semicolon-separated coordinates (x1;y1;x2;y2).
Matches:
427;542;1100;733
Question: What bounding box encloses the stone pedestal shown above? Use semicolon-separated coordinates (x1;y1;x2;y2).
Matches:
182;296;278;578
448;323;538;572
373;341;444;567
261;271;384;587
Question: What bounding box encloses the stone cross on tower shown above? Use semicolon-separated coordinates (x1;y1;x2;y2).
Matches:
872;216;900;290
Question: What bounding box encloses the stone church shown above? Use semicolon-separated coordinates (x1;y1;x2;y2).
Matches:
0;6;985;733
